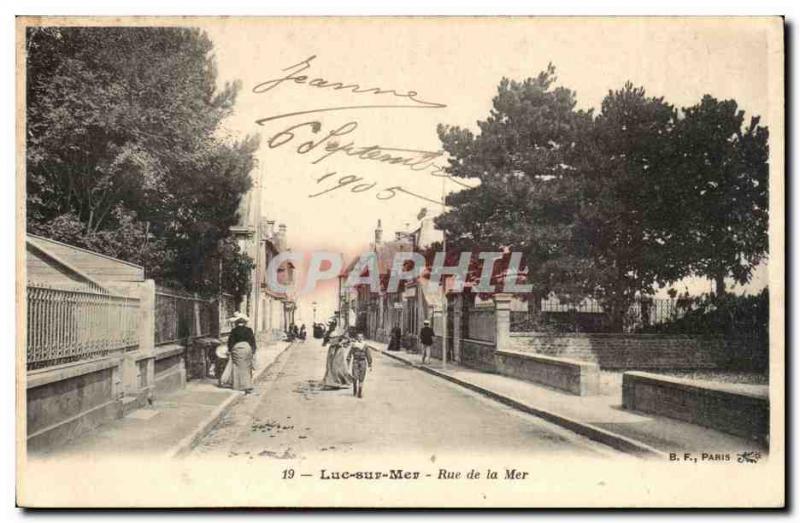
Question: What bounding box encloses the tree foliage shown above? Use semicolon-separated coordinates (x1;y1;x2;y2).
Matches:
672;96;769;294
26;27;258;296
436;66;769;330
436;65;592;303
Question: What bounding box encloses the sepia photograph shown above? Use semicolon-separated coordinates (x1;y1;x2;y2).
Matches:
14;15;784;508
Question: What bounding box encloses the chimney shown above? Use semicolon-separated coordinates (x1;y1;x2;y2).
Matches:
277;223;287;250
375;219;383;245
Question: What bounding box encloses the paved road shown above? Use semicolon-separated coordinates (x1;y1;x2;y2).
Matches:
192;337;617;460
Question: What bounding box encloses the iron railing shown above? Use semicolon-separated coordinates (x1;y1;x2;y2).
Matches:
154;287;218;345
27;283;140;370
510;297;689;333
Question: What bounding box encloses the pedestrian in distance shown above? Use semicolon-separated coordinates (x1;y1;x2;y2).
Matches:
347;333;373;398
419;320;434;365
388;324;402;351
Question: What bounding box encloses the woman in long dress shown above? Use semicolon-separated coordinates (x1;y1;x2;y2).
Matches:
321;326;353;389
221;313;256;393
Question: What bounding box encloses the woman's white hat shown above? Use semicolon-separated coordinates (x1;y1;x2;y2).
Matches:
228;311;250;324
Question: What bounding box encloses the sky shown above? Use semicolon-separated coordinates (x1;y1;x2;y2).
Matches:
198;18;778;317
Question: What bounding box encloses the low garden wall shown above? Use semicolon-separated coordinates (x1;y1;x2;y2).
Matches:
622;371;769;445
153;344;187;394
495;350;600;396
460;338;497;372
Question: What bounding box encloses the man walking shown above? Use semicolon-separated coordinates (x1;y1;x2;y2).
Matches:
419;320;434;365
347;333;373;398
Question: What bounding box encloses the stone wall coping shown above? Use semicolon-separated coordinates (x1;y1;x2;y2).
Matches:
27;356;123;389
496;349;599;370
462;338;496;347
124;348;157;361
153;343;186;360
509;332;725;340
624;371;769;401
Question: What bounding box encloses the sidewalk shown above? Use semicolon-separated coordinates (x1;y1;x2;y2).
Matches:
32;339;294;460
371;341;763;458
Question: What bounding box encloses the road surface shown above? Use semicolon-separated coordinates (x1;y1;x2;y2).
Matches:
192;337;618;460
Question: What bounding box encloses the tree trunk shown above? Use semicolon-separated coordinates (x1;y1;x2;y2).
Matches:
714;273;727;297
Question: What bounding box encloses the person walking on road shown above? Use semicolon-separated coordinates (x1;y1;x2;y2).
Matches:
321;330;353;389
347;333;372;398
221;313;257;394
388;324;402;351
419;320;434;365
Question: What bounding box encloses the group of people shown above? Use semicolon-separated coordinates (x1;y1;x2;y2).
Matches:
320;320;373;398
286;323;306;342
211;313;435;399
385;321;435;365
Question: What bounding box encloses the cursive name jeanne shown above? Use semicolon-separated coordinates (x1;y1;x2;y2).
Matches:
253;55;446;124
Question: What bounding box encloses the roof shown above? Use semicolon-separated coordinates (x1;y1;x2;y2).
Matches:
26;235;146;293
340;237;414;280
27;234;145;283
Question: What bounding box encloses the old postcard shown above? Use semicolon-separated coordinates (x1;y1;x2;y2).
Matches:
15;16;784;508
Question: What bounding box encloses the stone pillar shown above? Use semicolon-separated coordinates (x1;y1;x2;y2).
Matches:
431;304;442;360
453;293;463;364
122;280;156;406
493;293;513;351
138;280;156;353
193;292;202;337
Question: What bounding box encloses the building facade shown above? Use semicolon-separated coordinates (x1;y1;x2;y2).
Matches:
230;178;295;340
341;213;443;347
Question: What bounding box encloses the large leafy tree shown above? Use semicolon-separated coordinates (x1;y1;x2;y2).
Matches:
26;27;257;296
436;65;593;307
573;83;684;329
436;68;769;331
672;96;769;295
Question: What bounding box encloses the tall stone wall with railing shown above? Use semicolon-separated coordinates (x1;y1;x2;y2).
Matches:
25;279;237;453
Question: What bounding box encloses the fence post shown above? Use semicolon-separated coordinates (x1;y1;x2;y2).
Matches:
493;293;512;351
121;279;155;405
139;280;156;353
453;294;462;364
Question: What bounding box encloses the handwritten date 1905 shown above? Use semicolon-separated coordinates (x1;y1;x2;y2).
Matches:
310;171;440;205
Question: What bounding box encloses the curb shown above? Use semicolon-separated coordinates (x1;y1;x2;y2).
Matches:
166;341;295;458
377;347;666;459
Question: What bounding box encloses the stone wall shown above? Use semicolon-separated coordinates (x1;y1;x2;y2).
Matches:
460;339;497;372
27;358;123;454
623;371;769;445
506;333;759;370
154;344;188;394
495;350;600;396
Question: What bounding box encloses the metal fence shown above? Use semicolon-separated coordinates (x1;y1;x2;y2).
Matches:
27;283;140;370
465;306;497;342
218;293;237;335
511;297;688;333
154;287;219;346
